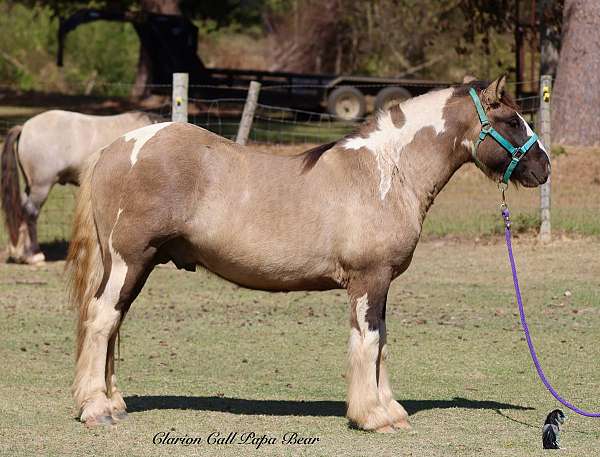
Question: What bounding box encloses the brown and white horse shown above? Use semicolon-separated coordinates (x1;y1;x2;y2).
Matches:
1;110;160;264
67;76;549;431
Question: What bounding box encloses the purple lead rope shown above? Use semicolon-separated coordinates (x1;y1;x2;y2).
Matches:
502;207;600;417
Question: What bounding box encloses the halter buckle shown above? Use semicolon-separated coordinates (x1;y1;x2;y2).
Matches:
512;147;527;160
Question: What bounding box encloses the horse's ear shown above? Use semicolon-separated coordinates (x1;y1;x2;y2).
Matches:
482;74;507;105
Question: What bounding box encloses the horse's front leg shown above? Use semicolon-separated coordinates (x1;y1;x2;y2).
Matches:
345;270;409;432
376;319;411;430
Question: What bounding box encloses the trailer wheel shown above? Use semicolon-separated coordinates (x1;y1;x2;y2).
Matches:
327;86;366;121
374;86;412;112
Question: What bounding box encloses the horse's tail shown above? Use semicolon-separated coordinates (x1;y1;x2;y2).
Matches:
1;125;24;245
66;149;104;359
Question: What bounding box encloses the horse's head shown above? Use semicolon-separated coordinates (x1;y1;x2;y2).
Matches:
465;75;550;187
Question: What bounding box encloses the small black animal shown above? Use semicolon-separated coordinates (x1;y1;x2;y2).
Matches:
542;409;566;449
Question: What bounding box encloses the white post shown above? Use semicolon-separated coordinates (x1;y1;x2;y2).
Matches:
172;73;188;123
236;81;261;145
539;74;552;243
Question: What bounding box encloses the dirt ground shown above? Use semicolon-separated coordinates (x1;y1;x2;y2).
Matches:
1;238;599;456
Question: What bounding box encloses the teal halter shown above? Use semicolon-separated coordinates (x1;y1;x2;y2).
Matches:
468;88;539;184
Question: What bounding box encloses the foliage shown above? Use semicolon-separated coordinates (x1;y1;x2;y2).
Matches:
0;2;139;95
266;0;524;81
0;0;567;94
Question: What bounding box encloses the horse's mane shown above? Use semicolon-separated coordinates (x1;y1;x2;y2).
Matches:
300;113;378;173
301;141;338;173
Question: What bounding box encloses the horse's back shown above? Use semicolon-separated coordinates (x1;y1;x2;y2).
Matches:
18;110;156;186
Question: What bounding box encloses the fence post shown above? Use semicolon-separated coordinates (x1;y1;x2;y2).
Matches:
539;74;552;243
172;73;188;123
236;81;261;145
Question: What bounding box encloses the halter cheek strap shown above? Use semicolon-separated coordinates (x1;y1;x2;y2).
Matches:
468;88;539;184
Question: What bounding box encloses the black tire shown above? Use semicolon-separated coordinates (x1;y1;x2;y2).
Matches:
374;86;412;112
327;86;366;121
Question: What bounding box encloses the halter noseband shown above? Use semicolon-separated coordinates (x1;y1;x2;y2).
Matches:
468;88;539;184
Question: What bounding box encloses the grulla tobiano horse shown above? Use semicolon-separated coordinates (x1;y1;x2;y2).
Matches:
67;75;550;431
1;110;160;264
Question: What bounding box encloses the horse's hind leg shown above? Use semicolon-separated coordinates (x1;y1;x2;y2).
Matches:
346;271;398;432
74;237;155;426
105;330;126;421
20;183;51;264
105;258;154;422
74;253;125;426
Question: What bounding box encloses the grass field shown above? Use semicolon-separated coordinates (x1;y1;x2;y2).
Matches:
1;237;599;456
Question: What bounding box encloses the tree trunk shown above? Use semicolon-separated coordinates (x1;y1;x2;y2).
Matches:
131;0;181;99
552;0;600;146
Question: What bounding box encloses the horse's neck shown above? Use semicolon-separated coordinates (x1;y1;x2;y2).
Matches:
396;131;470;224
345;89;472;224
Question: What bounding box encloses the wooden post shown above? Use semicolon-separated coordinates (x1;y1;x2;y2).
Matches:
172;73;188;123
539;74;552;243
236;81;261;145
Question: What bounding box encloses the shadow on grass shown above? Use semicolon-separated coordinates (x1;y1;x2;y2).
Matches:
40;240;69;261
124;395;533;417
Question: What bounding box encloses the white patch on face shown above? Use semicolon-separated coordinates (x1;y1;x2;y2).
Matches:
343;88;453;200
516;113;549;160
124;122;172;166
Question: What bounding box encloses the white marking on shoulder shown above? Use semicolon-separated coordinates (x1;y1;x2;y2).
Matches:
344;88;453;200
516;113;549;160
125;122;172;166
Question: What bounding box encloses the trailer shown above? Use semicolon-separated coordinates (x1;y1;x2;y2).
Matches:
202;68;452;121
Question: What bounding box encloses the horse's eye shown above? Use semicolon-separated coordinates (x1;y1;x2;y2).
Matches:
508;118;520;129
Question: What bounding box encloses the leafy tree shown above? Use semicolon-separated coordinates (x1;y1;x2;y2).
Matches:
9;0;268;97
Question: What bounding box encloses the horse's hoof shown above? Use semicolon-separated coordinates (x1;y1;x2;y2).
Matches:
25;253;45;265
393;418;413;431
112;410;128;421
84;415;115;427
374;425;397;433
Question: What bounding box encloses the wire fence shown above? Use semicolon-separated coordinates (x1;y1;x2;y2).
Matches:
187;97;356;145
0;78;550;253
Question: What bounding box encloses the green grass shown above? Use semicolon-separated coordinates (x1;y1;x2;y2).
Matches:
1;239;599;456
